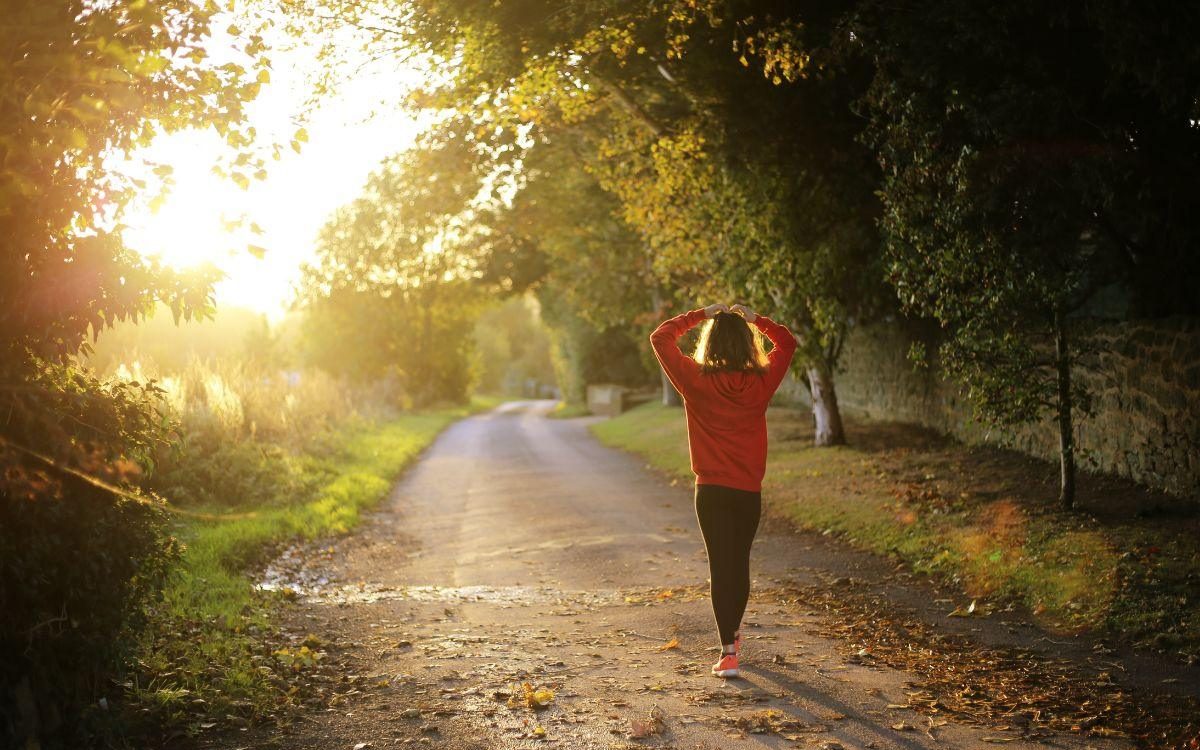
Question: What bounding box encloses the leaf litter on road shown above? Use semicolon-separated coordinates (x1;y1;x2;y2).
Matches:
785;581;1200;748
720;707;816;736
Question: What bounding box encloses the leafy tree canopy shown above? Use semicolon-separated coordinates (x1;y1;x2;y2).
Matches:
1;0;272;488
294;131;493;404
845;0;1200;505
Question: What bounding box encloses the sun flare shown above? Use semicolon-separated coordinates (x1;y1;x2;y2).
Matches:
121;129;251;272
116;20;430;322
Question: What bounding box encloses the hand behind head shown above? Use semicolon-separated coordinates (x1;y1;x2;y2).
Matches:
729;303;757;323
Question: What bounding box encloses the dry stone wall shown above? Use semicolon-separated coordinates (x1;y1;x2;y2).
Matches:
776;316;1200;502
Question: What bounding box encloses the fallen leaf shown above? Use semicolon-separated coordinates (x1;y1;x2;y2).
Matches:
630;706;667;738
659;638;680;651
947;600;978;618
630;719;655;739
1090;727;1128;738
512;682;554;710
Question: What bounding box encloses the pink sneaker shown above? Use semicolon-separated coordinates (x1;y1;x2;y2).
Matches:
711;652;739;678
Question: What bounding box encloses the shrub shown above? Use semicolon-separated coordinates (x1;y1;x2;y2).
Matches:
0;473;178;748
146;434;330;509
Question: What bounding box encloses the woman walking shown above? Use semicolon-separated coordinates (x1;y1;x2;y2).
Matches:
649;302;797;678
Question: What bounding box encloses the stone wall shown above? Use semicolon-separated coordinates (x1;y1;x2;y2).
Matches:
586;384;627;417
776;316;1200;502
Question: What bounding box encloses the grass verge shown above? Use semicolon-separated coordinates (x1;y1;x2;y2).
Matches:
126;395;505;737
590;400;1200;663
546;400;592;419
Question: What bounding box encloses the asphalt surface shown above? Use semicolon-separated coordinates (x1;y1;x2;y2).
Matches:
214;399;1139;750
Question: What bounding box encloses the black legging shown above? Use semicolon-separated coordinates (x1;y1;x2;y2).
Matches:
694;483;762;646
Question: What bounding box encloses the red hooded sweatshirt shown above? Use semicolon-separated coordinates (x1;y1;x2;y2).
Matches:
649;308;798;493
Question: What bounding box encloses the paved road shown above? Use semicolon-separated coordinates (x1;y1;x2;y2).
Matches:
228;400;1134;750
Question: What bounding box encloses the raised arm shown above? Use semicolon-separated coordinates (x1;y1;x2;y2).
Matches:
753;314;798;395
649;307;707;399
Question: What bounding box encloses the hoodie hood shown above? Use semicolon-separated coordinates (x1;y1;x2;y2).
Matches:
704;369;767;403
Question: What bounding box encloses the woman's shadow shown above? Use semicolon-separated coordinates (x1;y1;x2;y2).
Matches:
722;661;942;750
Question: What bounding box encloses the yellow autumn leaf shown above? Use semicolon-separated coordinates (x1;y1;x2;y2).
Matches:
519;681;554;709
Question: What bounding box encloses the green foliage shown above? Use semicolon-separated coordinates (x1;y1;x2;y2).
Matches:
3;354;179;480
0;3;268;739
295;142;490;407
298;287;481;408
0;346;409;746
292;0;887;434
853;0;1200;322
0;479;179;746
845;0;1200;502
537;281;655;405
289;0;1200;461
152;437;329;510
481;137;664;399
472;294;556;396
581;13;886;370
2;0;269;379
0;0;273;529
499;137;659;329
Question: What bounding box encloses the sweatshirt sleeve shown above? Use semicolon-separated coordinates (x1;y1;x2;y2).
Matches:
649;307;707;400
753;314;798;395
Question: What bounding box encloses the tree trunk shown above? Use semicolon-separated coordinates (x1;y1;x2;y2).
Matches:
420;291;434;406
807;362;846;447
661;370;682;406
1054;311;1076;510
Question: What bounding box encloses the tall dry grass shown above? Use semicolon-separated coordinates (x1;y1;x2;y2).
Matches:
102;354;405;508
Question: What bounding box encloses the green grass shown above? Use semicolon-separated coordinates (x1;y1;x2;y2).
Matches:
591;401;1200;659
546;400;592;419
128;394;506;729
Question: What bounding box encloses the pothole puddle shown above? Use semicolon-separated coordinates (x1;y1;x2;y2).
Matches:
258;571;624;607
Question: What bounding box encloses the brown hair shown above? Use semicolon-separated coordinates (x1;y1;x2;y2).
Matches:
692;311;769;375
